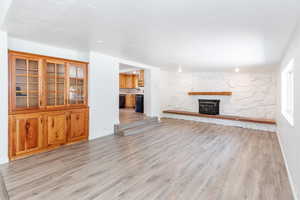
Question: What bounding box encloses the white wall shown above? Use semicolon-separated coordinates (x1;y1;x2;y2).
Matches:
0;31;9;164
89;52;119;139
8;37;89;62
160;71;277;119
0;0;12;29
277;24;300;200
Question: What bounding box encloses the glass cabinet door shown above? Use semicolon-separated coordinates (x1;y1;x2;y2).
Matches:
46;61;66;107
68;64;86;105
14;57;40;109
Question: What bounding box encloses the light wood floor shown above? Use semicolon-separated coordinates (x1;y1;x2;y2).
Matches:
119;108;147;124
0;119;293;200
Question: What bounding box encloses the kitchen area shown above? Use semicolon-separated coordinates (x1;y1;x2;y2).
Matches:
119;66;146;124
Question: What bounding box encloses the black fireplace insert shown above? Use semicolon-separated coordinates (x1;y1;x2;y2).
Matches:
198;99;220;115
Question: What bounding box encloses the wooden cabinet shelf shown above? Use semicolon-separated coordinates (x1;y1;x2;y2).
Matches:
16;74;39;77
8;51;89;161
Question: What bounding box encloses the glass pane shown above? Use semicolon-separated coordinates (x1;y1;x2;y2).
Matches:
15;59;26;75
77;79;84;104
48;93;55;106
14;58;39;109
56;77;64;105
47;78;55;91
47;63;55;106
56;78;64;90
16;96;27;108
28;60;39;108
57;94;64;105
69;78;77;104
47;77;55;106
15;59;27;108
68;65;85;105
28;77;39;91
47;63;55;76
46;62;66;106
28;60;38;75
69;66;77;78
77;67;84;78
57;64;65;76
29;95;39;107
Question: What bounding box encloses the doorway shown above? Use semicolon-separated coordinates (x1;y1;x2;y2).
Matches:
119;63;146;124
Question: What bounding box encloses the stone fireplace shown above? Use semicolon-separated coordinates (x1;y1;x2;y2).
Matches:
198;99;220;115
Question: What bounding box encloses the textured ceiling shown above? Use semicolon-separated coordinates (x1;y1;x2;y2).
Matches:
3;0;300;70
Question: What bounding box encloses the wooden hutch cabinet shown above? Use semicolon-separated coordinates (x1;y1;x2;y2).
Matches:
8;51;89;160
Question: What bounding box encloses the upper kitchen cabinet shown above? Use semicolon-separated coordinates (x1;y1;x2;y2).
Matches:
119;74;127;89
67;63;88;105
9;53;42;111
138;70;144;87
9;51;89;113
119;74;138;89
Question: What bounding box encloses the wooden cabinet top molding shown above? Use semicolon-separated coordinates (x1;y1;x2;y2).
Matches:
8;50;89;65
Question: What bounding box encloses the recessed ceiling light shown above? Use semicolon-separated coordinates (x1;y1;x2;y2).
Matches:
235;67;240;72
178;65;182;73
96;40;104;44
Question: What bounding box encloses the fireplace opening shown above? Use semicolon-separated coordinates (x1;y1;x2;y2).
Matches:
198;99;220;115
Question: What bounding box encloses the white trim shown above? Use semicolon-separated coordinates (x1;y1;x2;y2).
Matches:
0;158;9;165
281;59;294;126
276;130;298;200
0;31;9;165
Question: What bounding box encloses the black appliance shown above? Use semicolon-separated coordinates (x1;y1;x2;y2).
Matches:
119;95;126;108
135;94;144;113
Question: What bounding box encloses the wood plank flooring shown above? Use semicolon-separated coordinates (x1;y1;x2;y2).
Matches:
0;118;293;200
0;172;9;200
119;108;148;124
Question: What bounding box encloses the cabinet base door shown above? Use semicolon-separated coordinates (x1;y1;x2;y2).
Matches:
46;113;67;147
10;114;44;159
68;109;88;142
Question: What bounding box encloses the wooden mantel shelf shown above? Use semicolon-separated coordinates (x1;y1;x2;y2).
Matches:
188;92;232;96
163;110;276;125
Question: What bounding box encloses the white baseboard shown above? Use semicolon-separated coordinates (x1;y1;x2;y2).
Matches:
0;157;9;165
276;130;298;200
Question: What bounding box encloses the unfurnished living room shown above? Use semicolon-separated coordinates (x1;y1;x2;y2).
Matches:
0;0;300;200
